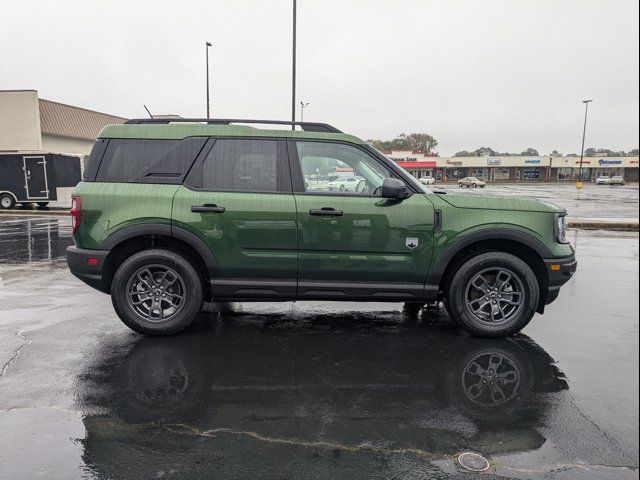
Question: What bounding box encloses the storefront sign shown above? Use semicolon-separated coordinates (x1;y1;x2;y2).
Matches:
524;159;541;165
487;158;501;165
598;159;622;166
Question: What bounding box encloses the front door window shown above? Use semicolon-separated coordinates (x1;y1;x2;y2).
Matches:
296;142;392;195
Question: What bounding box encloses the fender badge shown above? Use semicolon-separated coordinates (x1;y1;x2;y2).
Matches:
406;237;419;249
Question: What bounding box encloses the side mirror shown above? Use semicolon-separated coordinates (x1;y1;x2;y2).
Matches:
381;178;411;199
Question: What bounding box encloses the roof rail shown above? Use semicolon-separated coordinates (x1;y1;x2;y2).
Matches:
123;118;342;133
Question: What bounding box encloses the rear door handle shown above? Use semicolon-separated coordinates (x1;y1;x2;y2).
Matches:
192;204;225;214
309;207;343;217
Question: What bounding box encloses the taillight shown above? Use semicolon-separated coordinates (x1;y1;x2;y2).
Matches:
71;195;82;234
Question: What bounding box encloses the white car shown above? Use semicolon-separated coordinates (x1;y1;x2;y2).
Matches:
595;176;611;185
610;176;625;186
419;176;436;185
327;176;362;191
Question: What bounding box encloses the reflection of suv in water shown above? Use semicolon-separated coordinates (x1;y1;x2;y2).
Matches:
66;118;576;337
79;320;569;477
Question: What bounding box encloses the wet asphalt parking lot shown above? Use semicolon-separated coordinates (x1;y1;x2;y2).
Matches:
0;185;638;479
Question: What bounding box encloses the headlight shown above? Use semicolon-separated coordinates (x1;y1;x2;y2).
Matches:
555;214;569;244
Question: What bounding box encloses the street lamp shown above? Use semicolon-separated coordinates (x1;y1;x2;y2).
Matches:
205;42;212;119
300;101;309;122
291;0;297;130
576;99;593;189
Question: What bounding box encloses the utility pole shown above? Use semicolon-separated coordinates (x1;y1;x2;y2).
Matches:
291;0;297;130
300;101;309;122
206;42;212;119
576;99;593;189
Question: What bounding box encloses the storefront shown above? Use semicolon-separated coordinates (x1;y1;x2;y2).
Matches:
394;160;437;179
550;157;639;182
384;149;638;184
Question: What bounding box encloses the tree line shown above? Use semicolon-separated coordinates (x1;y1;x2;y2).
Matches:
455;147;639;157
366;133;638;157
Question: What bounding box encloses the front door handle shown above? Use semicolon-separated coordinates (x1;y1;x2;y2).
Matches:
192;204;225;214
309;207;343;217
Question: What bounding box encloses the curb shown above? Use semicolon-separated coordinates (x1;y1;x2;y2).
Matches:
568;220;639;231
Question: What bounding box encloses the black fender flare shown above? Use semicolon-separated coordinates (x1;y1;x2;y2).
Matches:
100;223;219;276
428;228;551;285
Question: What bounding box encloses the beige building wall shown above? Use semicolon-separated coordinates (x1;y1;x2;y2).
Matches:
41;134;94;157
0;90;42;151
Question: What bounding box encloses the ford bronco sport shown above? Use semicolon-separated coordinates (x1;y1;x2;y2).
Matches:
66;118;576;337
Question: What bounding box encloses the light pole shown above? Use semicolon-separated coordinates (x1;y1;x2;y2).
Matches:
576;99;593;189
291;0;297;130
300;101;309;122
206;42;212;119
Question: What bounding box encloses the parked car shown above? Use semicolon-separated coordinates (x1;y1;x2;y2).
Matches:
419;176;435;185
326;176;362;191
595;176;611;185
610;176;625;186
67;118;576;338
458;177;486;188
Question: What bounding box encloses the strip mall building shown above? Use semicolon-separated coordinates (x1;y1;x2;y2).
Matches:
385;149;639;183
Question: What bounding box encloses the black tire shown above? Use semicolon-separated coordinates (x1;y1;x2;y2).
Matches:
0;193;15;210
339;184;346;191
36;202;49;208
111;249;203;336
444;252;539;338
473;183;477;188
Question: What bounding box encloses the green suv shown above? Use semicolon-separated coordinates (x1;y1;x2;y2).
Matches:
66;119;576;337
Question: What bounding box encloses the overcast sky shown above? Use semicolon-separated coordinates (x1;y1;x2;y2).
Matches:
1;0;638;155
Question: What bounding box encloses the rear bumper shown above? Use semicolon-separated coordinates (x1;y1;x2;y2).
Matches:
544;255;577;305
66;246;110;293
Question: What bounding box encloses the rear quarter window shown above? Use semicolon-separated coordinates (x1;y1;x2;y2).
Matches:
94;138;206;184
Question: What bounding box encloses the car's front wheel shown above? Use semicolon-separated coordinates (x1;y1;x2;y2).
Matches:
444;252;539;337
111;249;203;336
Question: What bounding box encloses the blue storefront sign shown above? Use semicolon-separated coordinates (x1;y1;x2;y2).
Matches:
598;159;622;166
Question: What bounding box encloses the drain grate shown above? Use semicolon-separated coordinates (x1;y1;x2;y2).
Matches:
457;452;490;472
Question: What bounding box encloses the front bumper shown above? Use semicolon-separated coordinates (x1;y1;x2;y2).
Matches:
66;246;110;293
543;255;577;305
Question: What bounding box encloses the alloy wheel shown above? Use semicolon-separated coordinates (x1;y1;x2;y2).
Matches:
126;265;187;322
464;267;525;325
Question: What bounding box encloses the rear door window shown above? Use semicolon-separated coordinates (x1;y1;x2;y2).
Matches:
95;138;205;184
200;139;281;192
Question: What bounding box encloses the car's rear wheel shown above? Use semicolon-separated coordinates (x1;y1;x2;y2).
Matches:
0;193;15;210
444;252;539;337
111;249;203;336
473;183;477;188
